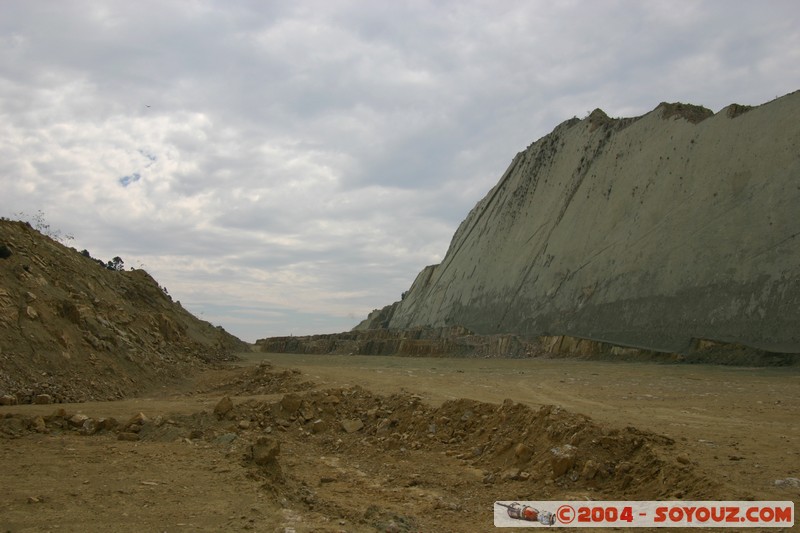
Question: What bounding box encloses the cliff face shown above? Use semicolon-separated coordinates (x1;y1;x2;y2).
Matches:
362;92;800;354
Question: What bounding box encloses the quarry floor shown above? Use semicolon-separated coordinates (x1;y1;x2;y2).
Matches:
1;352;798;532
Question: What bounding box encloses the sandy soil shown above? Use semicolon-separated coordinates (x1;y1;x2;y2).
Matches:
1;353;798;532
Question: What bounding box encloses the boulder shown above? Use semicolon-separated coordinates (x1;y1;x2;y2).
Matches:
68;414;89;428
213;396;234;418
34;394;52;405
0;395;17;406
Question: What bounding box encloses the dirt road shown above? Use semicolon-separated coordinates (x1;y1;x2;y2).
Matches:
2;353;798;532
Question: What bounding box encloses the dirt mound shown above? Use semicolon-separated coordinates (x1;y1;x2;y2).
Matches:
0;383;719;531
229;388;715;501
196;361;315;395
0;219;248;404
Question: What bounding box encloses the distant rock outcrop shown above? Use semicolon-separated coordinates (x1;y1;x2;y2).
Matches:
358;91;800;354
0;219;248;403
255;326;541;358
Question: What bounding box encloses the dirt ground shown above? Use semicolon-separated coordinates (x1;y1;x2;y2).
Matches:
1;352;798;532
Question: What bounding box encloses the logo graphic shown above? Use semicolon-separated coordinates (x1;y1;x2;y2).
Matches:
495;502;556;525
494;501;794;528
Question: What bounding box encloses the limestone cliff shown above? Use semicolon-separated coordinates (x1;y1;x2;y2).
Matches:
359;92;800;354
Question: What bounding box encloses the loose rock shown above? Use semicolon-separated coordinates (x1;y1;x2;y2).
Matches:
214;433;237;445
310;419;327;434
252;436;280;466
214;396;234;418
550;444;578;478
514;442;533;463
126;412;148;427
0;395;17;406
33;394;52;405
581;459;600;480
341;419;364;433
69;414;89;428
81;418;100;435
774;477;800;489
279;394;302;414
32;416;47;433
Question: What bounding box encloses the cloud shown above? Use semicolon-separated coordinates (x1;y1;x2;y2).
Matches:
1;0;798;341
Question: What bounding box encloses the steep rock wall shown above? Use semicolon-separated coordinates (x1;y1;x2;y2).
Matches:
374;92;800;353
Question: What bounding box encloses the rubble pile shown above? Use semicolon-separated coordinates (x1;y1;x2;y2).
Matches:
0;360;754;531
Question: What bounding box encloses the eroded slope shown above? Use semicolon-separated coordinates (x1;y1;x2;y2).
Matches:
0;219;247;403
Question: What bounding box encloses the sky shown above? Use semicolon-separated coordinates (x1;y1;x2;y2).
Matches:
1;1;799;342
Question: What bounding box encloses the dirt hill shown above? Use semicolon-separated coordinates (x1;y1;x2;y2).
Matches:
357;91;800;356
0;219;248;404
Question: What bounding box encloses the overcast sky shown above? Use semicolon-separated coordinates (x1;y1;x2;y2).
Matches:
2;1;798;342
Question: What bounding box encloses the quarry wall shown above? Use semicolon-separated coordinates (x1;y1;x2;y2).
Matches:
364;92;800;354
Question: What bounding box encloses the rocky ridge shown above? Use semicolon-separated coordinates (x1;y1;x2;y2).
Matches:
0;219;248;403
